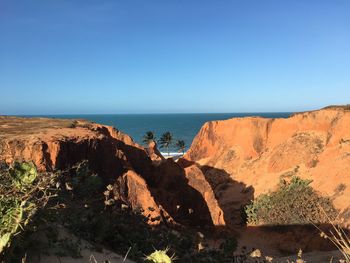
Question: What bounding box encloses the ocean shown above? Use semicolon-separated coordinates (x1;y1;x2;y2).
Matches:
31;113;292;153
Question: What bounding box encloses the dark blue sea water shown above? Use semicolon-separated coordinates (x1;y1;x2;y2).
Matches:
29;113;292;152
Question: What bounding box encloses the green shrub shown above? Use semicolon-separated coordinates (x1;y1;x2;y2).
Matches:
9;162;37;188
0;162;38;254
1;160;238;262
71;161;103;196
0;161;59;260
0;198;23;253
245;176;337;225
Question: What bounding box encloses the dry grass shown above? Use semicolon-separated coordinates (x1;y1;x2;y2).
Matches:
313;208;350;263
320;224;350;262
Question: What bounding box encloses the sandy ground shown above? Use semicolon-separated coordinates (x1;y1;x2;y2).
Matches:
275;250;343;263
29;249;135;263
234;226;344;262
26;226;135;263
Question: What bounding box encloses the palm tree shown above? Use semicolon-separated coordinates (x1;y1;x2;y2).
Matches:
158;132;173;156
176;140;186;155
142;131;156;145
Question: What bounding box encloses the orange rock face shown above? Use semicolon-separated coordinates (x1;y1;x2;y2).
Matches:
0;116;211;226
116;170;174;224
146;140;165;165
0;116;163;222
181;108;350;226
0;117;151;179
2;108;349;229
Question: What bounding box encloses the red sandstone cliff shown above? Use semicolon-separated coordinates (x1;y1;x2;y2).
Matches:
1;107;350;229
0;116;211;225
180;107;350;226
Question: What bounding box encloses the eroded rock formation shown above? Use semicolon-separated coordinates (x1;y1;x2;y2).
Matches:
0;116;210;225
1;107;350;229
180;107;350;226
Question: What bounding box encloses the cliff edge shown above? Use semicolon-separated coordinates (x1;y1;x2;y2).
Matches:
180;107;350;226
0;116;213;226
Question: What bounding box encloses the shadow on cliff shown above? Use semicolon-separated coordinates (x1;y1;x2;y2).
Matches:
51;127;339;254
172;158;338;254
233;224;340;256
200;164;254;226
178;158;254;227
52;127;214;226
119;140;255;227
53;126;255;227
150;158;214;226
103;130;254;227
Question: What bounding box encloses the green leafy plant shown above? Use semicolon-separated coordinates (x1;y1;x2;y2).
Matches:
245;176;337;225
0;162;39;254
0;198;24;253
0;161;59;260
0;160;238;262
9;162;37;188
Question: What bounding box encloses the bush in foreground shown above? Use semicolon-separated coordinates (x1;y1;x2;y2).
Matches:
245;176;337;225
1;161;238;262
0;162;59;261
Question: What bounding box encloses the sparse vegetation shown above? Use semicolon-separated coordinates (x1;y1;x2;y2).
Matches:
323;104;350;111
321;224;350;262
253;136;264;154
0;161;60;262
159;132;173;155
245;176;338;225
312;208;350;263
4;162;346;262
175;139;186;154
55;168;237;262
68;120;79;128
143;131;156;145
0;161;238;262
142;131;187;157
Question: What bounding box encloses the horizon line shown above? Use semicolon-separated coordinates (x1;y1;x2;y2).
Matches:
3;111;297;116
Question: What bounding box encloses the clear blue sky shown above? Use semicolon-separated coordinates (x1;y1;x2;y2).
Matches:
0;0;349;114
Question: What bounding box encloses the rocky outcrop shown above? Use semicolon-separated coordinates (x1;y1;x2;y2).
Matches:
177;159;226;226
0;117;161;221
116;170;174;224
0;116;210;226
2;107;349;228
150;158;213;226
146;140;165;165
180;107;350;226
0;117;147;177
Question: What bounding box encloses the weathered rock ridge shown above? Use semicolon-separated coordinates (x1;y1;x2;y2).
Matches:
0;116;212;225
1;107;350;228
180;107;350;226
